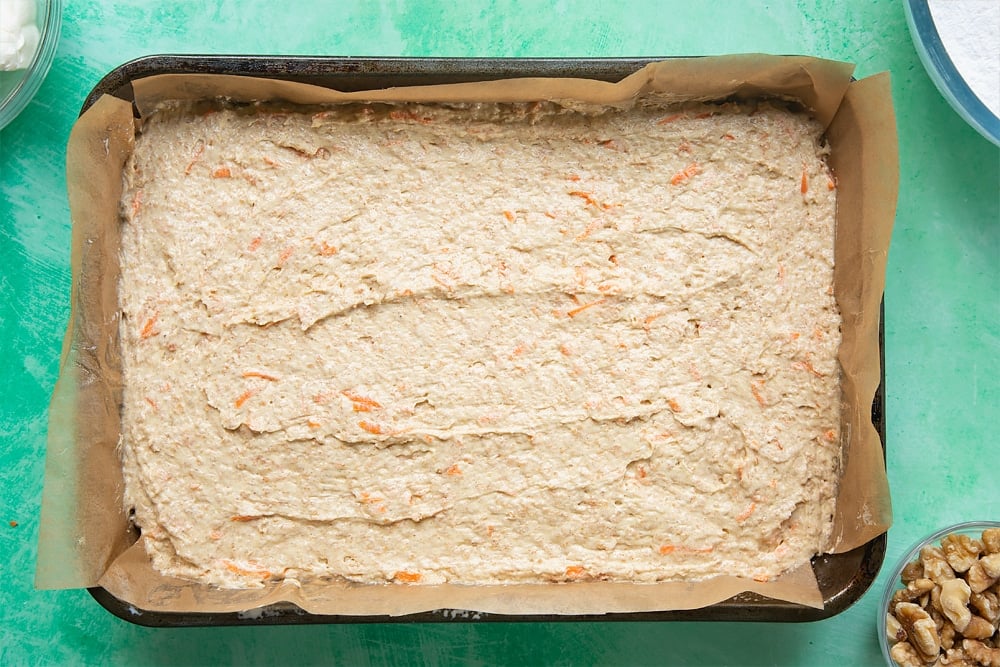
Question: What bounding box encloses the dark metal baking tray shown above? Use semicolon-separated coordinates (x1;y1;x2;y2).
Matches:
81;55;887;626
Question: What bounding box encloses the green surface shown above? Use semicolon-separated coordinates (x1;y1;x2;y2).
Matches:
1;0;998;665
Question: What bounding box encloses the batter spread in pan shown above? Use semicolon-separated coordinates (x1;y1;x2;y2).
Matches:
119;99;841;588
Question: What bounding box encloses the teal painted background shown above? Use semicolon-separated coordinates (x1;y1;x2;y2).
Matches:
1;1;998;665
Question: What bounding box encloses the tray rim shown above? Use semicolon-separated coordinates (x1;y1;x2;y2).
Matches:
80;54;887;626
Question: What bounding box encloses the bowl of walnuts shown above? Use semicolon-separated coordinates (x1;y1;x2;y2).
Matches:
880;521;1000;666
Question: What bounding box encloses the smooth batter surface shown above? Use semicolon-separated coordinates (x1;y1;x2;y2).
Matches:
119;99;841;589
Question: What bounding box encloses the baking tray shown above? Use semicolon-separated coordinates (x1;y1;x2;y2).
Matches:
81;55;887;626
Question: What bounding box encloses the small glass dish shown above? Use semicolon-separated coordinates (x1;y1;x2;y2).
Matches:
0;0;62;131
879;520;1000;666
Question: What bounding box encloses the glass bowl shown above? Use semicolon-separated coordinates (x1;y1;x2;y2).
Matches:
0;0;62;131
879;520;1000;666
903;0;1000;146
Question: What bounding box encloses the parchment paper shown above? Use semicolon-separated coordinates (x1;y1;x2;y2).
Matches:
37;54;897;616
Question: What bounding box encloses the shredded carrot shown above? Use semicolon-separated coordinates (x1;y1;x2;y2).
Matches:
566;173;581;181
130;190;143;216
312;393;331;405
812;327;825;340
212;166;231;179
140;312;158;339
394;570;422;583
827;176;836;191
144;397;158;411
736;502;757;522
307;420;322;429
223;560;271;579
544;211;557;219
792;355;825;377
235;389;257;408
670;162;701;186
823;429;837;442
247;236;263;252
667;398;681;412
800;168;809;194
263;156;278;167
184;142;205;175
598;139;623;150
566;298;605;318
342;391;382;412
445;464;462;476
242;371;279;381
358;421;383;435
694;111;715;119
209;530;222;540
777;263;786;284
230;515;259;522
568;190;599;207
656;113;684;125
737;466;744;481
502;210;516;222
388;110;432;124
276;246;294;267
677;141;692;154
722;133;735;140
565;565;586;578
753;574;770;583
511;343;528;357
559;343;572;356
575;221;601;241
659;544;714;555
750;380;767;408
643;312;664;331
788;332;801;341
317;242;338;256
636;465;648;480
608;254;618;265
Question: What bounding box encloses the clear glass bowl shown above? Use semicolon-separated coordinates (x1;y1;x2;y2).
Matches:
0;0;62;131
903;0;1000;146
879;520;1000;666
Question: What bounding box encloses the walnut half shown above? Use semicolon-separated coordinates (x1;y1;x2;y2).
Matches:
963;639;1000;667
897;602;943;662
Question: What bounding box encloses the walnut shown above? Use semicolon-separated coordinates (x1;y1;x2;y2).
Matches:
911;578;941;594
898;601;943;662
962;615;996;640
904;559;927;583
895;586;926;611
941;578;974;631
944;534;986;573
962;639;1000;667
969;591;1000;627
925;545;959;585
888;612;908;644
982;530;1000;556
983;554;1000;580
971;591;1000;626
890;640;924;667
942;619;957;651
938;646;973;667
969;559;1000;594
